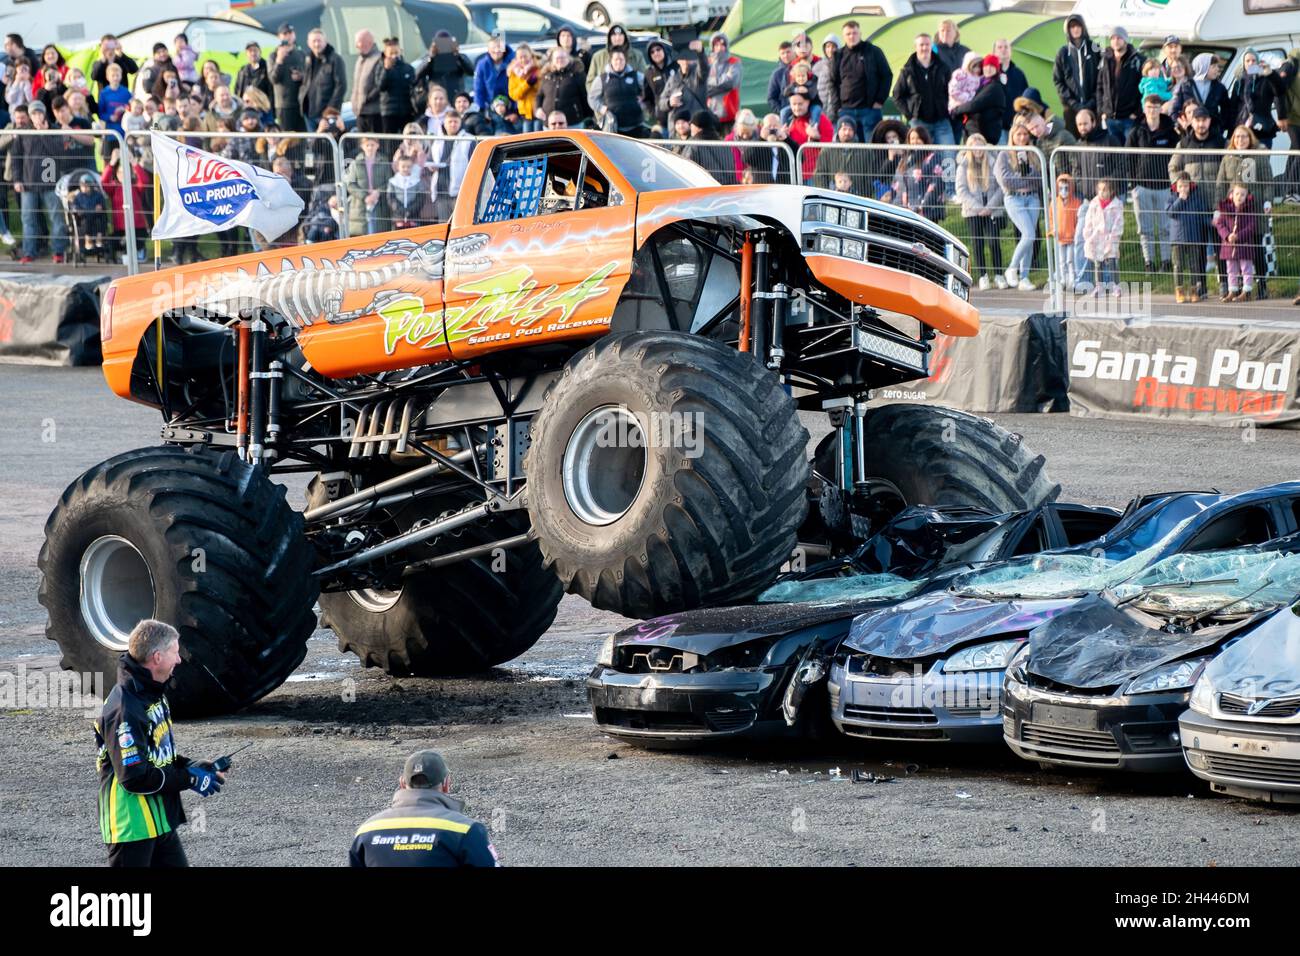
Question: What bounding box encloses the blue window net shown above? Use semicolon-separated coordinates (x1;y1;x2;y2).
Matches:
481;157;548;223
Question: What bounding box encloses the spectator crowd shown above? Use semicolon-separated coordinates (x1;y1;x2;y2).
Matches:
0;15;1297;304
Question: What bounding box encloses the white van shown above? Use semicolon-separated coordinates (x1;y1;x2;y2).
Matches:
1073;0;1300;79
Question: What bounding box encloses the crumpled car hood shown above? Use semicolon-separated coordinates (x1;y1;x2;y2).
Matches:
1202;603;1300;698
1028;594;1267;691
613;601;864;656
845;591;1077;659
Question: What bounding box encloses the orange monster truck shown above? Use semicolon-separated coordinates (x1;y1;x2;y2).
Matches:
40;131;1057;714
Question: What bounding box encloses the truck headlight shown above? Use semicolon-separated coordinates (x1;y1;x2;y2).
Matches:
943;639;1024;673
597;635;616;668
1188;672;1214;715
817;234;841;256
1126;658;1208;696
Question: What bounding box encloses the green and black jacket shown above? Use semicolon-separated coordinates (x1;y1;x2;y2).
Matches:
94;654;192;844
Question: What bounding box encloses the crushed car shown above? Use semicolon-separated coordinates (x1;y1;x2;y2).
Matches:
1181;602;1300;802
586;501;1121;746
1004;542;1300;772
829;484;1300;744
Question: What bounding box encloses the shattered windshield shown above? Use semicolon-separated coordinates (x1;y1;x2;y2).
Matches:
758;573;920;605
1111;549;1300;616
948;497;1209;600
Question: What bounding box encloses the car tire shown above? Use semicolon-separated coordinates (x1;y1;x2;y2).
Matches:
38;445;318;716
525;330;810;620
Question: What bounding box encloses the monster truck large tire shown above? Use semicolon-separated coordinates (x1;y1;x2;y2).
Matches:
311;482;563;675
810;404;1060;544
38;445;318;717
524;331;810;620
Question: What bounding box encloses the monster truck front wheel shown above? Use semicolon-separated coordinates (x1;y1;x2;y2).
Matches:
810;403;1060;546
311;482;563;675
38;445;319;716
525;331;811;619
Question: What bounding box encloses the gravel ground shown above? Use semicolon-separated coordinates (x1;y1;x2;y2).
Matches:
3;366;1299;867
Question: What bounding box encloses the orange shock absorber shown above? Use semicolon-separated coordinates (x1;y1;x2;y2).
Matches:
738;234;754;352
235;319;251;458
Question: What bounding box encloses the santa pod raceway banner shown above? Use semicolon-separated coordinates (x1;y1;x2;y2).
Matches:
1067;316;1300;425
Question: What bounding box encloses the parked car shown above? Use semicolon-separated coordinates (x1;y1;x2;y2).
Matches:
1004;542;1300;772
467;1;657;51
830;484;1300;744
586;501;1121;746
548;0;693;30
1181;601;1300;802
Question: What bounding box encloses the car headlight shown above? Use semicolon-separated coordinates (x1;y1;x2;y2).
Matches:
1188;672;1214;715
1005;642;1031;683
943;639;1025;673
597;635;616;668
1126;657;1208;696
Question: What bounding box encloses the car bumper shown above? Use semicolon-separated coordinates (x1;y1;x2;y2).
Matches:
586;665;792;743
827;663;1005;743
1002;676;1188;772
1180;710;1300;803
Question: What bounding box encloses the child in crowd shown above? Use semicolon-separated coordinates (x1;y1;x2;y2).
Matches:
5;61;33;110
489;94;519;134
948;51;981;121
70;173;106;255
123;98;150;138
507;44;540;133
833;170;854;194
1213;180;1259;301
1049;172;1082;291
1165;171;1213;302
1138;58;1171;104
1082;178;1124;296
387;153;427;229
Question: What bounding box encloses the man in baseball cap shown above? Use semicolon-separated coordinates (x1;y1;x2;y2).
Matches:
349;750;500;867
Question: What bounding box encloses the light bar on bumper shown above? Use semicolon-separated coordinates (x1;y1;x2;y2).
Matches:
851;325;927;374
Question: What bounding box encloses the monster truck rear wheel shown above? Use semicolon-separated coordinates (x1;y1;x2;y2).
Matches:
809;404;1060;546
525;331;811;620
311;482;563;675
38;445;319;717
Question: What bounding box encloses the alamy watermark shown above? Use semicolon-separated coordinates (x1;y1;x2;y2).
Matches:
595;406;705;459
0;664;104;716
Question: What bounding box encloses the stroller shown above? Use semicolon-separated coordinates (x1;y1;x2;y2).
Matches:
302;183;342;244
57;168;111;266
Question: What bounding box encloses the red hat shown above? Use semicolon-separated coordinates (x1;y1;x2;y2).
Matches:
982;53;1001;69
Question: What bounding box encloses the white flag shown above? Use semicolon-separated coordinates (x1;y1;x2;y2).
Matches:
150;131;304;242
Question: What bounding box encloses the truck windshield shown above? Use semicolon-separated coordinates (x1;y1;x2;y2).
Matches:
588;134;720;191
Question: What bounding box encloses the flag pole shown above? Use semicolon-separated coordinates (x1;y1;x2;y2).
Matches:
153;167;161;271
153;165;163;389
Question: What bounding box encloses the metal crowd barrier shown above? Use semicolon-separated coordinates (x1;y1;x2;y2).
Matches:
0;127;136;272
1048;144;1300;308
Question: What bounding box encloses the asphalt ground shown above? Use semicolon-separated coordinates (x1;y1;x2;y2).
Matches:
2;365;1299;866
